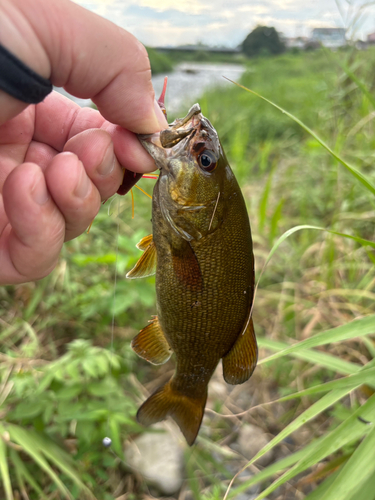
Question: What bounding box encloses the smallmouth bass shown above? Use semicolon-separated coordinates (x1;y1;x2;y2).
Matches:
127;103;257;445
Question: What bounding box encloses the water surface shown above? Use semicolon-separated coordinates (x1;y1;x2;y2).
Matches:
55;62;245;115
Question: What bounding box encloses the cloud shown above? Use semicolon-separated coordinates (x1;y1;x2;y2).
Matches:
73;0;374;45
138;0;208;14
238;5;270;15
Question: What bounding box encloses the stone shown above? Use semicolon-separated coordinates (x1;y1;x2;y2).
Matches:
125;424;184;495
236;424;274;467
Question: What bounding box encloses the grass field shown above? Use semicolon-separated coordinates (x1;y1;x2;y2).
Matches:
1;47;375;500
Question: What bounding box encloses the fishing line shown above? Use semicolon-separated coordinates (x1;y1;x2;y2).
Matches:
102;198;126;461
102;199;119;449
102;186;155;464
101;197;136;471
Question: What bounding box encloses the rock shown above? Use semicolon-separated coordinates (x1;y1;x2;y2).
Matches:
236;424;274;467
125;424;184;494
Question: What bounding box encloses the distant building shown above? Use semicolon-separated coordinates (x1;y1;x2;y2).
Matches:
311;28;346;48
367;32;375;43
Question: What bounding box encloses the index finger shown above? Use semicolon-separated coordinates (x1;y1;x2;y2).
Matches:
0;0;167;133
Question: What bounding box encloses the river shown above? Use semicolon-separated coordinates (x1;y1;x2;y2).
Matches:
55;62;245;115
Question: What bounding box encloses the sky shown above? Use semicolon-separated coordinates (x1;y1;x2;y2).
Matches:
74;0;375;48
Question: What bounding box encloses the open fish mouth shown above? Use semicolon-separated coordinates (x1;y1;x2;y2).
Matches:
137;104;202;163
137;103;220;174
159;103;201;148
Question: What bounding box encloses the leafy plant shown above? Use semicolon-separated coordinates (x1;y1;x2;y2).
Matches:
0;337;140;498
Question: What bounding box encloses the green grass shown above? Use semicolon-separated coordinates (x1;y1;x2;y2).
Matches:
1;47;375;499
147;47;174;75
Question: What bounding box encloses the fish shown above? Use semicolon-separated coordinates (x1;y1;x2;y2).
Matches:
126;103;257;445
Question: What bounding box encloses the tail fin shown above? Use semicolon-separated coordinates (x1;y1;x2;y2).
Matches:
136;381;207;446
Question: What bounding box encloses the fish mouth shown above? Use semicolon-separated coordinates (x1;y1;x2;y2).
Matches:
160;103;202;148
138;103;220;174
138;104;203;168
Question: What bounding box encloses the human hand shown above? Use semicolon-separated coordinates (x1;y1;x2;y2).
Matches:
0;0;167;285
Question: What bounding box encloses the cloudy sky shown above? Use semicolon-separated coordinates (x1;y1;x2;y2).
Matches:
75;0;375;47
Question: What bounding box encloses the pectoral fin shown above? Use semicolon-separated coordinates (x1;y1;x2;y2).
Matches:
136;234;154;251
131;316;172;365
222;317;258;385
126;235;156;279
172;242;203;290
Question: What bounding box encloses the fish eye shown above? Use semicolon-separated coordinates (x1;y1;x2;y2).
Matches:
198;150;217;172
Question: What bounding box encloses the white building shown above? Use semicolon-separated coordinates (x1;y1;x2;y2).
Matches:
311;28;346;48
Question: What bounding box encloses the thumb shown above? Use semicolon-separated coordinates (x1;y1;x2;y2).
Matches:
0;0;168;133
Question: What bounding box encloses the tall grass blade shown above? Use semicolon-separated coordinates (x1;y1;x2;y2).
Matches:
9;449;47;499
297;468;341;500
259;314;375;364
227;443;316;499
264;224;375;270
225;78;375;196
307;469;375;500
258;168;275;232
224;387;354;500
0;434;13;500
339;63;375;109
8;425;73;499
251;393;375;500
37;434;95;498
320;424;375;500
228;403;375;500
276;366;375;402
347;470;375;500
259;337;362;375
363;336;375;359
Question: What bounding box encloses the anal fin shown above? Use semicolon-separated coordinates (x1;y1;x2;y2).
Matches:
126;234;156;279
222;317;258;385
131;316;172;365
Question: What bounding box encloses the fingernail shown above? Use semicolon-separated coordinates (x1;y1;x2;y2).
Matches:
31;173;49;205
97;142;116;176
154;99;168;129
74;168;91;199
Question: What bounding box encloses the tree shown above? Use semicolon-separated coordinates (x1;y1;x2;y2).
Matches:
242;26;285;57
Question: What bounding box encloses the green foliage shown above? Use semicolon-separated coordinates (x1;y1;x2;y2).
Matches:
0;336;140;498
146;47;174;75
242;26;285;58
